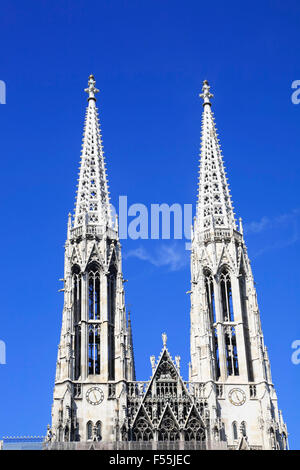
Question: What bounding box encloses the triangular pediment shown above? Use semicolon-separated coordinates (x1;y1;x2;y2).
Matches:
216;244;237;274
131;403;153;429
84;242;105;270
158;403;180;430
198;246;214;272
184;404;205;429
71;245;83;268
107;242;119;270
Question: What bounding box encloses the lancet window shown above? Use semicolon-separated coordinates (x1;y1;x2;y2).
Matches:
73;266;81;380
87;421;93;440
220;268;234;321
157;414;180;442
204;270;216;324
184;418;205;441
108;265;116;380
87;263;101;375
232;421;238;440
88;324;100;375
132;417;153;442
239;272;254;382
225;326;239;376
88;264;100;320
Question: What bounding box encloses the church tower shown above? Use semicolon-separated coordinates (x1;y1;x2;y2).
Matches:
49;75;135;445
46;77;288;451
189;80;288;449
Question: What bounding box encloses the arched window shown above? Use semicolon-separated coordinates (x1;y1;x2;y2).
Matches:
96;421;102;441
73;266;81;324
132;417;153;442
74;325;81;380
232;421;238;440
241;421;247;437
225;326;239;376
87;263;101;376
204;269;220;379
73;266;81;380
88;324;100;375
204;270;216;323
108;265;117;380
220;269;234;321
213;327;221;380
88;264;100;320
157;414;180;442
87;421;93;441
239;272;254;381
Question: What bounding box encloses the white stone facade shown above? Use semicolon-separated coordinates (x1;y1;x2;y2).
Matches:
189;81;288;450
46;77;288;450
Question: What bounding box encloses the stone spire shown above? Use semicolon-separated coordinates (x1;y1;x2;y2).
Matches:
196;80;236;232
127;311;136;381
74;75;112;228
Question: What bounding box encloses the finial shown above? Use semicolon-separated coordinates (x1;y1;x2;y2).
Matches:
67;212;72;239
150;355;156;371
200;79;213;106
162;332;167;348
239;217;244;235
84;74;99;101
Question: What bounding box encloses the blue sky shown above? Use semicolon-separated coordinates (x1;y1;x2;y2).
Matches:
0;0;299;448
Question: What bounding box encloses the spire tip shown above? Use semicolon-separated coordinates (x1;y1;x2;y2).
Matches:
199;79;213;105
84;74;99;101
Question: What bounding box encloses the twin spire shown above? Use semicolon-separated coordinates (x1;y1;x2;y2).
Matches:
74;75;112;229
73;76;236;234
196;80;237;232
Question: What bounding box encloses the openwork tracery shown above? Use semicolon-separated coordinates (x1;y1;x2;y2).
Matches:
127;350;206;444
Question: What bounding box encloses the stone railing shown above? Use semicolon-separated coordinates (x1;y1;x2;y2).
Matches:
45;440;228;450
197;228;242;244
127;381;149;398
70;225;117;240
184;382;207;398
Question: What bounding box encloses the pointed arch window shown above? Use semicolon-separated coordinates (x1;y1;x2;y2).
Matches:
87;421;93;441
73;266;82;324
108;265;117;380
213;327;221;380
220;269;234;322
232;421;238;440
225;326;239;376
158;414;180;442
74;325;81;380
96;421;102;441
241;421;247;437
88;264;100;321
239;272;254;381
73;266;81;380
204;269;220;379
204;270;216;324
132;417;153;442
88;324;100;375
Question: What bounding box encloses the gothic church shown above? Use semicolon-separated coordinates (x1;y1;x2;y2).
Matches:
45;76;288;450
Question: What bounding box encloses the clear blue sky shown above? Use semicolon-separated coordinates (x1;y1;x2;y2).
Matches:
0;0;299;448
